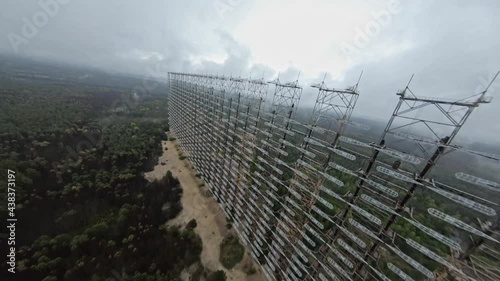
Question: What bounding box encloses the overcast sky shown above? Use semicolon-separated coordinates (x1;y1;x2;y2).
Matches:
1;0;499;142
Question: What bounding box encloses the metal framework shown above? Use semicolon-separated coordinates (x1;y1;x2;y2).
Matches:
168;71;500;281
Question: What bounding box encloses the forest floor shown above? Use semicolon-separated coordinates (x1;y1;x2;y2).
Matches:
144;134;265;281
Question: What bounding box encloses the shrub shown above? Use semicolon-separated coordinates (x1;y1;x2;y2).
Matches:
187;219;197;229
219;235;244;269
208;270;226;281
247;266;256;275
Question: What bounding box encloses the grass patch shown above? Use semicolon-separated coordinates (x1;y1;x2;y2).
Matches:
219;235;244;269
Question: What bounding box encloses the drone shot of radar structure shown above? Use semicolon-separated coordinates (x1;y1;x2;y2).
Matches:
168;70;500;281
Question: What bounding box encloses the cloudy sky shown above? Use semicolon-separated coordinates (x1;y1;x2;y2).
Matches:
1;0;499;142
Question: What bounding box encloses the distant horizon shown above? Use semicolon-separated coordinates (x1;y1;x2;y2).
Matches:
2;55;498;150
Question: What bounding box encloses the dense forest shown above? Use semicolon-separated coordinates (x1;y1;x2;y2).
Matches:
0;60;203;281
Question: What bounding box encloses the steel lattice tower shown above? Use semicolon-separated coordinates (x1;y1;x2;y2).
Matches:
168;71;500;281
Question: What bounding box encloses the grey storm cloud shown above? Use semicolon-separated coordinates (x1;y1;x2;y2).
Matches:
0;0;499;141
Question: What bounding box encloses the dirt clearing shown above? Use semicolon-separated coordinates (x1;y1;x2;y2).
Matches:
144;135;265;281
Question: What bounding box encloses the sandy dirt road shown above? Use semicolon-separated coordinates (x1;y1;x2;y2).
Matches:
144;136;265;281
